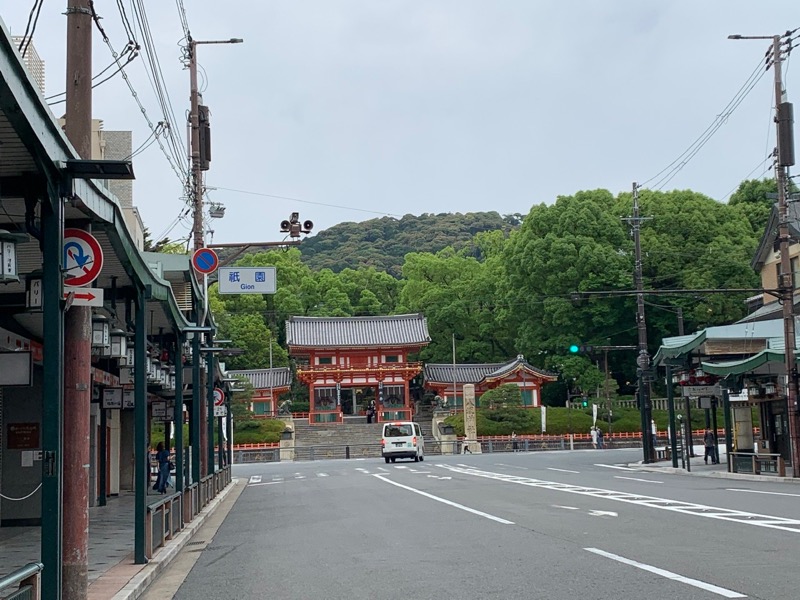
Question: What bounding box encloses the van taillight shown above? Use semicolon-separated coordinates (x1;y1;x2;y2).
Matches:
381;439;385;447
412;436;417;446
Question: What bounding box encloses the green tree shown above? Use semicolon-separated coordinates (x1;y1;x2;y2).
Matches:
478;384;522;409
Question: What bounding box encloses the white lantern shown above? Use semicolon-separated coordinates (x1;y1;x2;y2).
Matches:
148;358;161;382
0;230;27;283
125;347;136;367
110;329;128;359
91;315;110;349
160;365;169;386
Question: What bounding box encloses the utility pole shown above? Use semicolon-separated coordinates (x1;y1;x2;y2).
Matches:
629;183;654;464
730;31;799;476
189;37;203;252
63;1;92;598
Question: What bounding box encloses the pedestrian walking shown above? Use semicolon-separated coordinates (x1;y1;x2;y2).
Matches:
703;429;717;464
154;442;170;494
511;431;519;452
590;426;598;449
463;440;473;454
651;419;658;449
597;427;604;449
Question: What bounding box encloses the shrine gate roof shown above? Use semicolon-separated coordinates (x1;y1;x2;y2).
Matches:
424;355;557;385
285;314;431;348
226;367;292;390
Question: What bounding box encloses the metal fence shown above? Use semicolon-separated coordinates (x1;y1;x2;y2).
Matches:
0;563;42;600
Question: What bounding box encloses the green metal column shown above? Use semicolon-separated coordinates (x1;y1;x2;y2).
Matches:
98;408;107;506
666;366;679;468
134;287;148;564
207;351;216;474
41;188;63;600
226;390;233;468
174;335;184;493
722;387;733;460
192;334;201;484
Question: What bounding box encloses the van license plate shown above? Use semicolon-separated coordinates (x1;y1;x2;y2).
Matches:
393;442;404;446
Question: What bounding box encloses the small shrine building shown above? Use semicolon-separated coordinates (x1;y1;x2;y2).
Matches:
286;314;431;424
423;354;557;407
227;367;292;416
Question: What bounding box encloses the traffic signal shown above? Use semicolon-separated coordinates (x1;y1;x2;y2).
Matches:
581;397;589;408
569;344;593;354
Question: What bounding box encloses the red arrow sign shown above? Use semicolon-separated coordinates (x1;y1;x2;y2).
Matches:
63;287;104;307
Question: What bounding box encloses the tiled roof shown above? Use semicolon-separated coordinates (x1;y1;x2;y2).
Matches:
226;368;292;390
285;314;430;348
424;356;556;384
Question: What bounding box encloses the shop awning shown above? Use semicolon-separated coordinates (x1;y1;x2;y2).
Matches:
701;349;799;376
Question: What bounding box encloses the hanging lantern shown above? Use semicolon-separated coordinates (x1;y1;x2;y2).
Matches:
160;364;170;386
125;346;136;367
109;329;128;359
0;230;28;283
91;315;110;349
763;382;777;395
148;358;161;382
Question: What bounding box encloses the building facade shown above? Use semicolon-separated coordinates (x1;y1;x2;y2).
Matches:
286;314;430;424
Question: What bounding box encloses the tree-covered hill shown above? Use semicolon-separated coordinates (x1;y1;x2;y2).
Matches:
298;211;522;276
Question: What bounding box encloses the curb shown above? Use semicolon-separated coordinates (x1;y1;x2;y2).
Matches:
110;479;241;600
631;464;800;484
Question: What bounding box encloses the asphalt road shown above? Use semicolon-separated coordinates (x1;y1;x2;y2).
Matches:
147;448;800;600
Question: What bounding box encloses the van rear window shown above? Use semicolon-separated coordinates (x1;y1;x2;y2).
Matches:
384;424;413;437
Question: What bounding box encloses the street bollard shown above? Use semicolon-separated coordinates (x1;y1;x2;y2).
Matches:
346;446;350;459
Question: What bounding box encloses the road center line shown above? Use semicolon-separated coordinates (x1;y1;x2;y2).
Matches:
584;548;746;598
373;474;514;524
248;481;281;487
726;488;800;498
548;467;580;474
614;476;663;484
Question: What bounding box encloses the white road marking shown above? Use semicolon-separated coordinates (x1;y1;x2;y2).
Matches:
427;475;451;480
373;474;514;524
272;477;284;482
395;465;409;469
494;463;529;470
595;464;638;471
548;467;580;474
248;475;262;484
355;468;369;473
727;488;800;498
249;481;281;487
376;467;389;472
436;464;800;534
614;476;663;484
588;510;618;518
295;475;306;479
584;548;746;598
553;505;580;510
317;473;329;477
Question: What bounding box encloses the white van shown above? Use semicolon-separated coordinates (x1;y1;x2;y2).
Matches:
381;422;425;463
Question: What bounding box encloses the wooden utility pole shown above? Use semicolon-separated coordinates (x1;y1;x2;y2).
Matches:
63;1;92;598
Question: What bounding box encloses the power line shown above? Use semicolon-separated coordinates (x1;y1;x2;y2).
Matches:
17;0;44;58
210;186;403;218
641;53;769;190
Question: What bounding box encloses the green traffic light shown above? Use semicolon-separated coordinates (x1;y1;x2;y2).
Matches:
569;344;579;353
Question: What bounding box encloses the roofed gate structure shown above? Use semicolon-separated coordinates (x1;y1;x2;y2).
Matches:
424;354;557;408
286;314;430;424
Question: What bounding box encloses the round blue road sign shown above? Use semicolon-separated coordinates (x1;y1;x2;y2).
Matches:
192;247;219;275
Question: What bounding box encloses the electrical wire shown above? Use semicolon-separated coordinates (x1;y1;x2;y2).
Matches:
88;2;187;186
641;52;769;191
17;0;44;58
210;186;403;218
0;484;42;502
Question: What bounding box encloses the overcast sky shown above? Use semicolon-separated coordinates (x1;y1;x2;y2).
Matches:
2;2;798;245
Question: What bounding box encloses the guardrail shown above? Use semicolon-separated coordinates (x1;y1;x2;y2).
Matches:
0;563;43;600
729;452;786;477
146;493;182;560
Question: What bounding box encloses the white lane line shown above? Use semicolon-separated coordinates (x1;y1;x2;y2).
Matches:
584;548;746;598
614;476;663;484
248;475;262;484
373;474;514;525
494;463;529;470
588;510;618;518
249;481;281;487
595;464;638;471
437;464;800;534
727;488;800;498
548;467;580;474
317;473;329;477
553;505;580;510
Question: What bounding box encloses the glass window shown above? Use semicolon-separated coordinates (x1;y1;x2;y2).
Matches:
384;424;413;437
318;356;333;365
384;355;400;363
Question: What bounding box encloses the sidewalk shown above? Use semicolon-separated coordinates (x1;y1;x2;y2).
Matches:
630;444;800;484
0;480;241;599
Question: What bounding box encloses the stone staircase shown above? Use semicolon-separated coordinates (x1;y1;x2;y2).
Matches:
292;417;384;459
